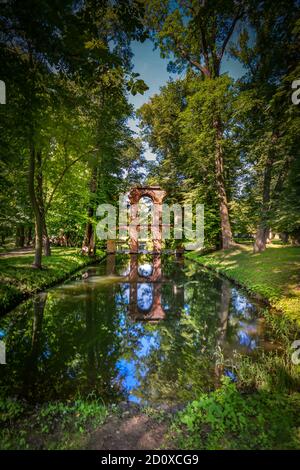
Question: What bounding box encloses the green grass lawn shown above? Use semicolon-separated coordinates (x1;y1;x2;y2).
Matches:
187;244;300;325
0;247;105;315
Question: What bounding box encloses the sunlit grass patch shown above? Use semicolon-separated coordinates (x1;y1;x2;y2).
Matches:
0;248;105;314
187;245;300;325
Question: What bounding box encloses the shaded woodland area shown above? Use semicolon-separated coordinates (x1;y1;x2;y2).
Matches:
1;1;299;266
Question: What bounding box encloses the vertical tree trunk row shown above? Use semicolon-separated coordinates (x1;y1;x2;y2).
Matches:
35;150;51;257
28;146;44;268
213;116;233;249
253;147;275;253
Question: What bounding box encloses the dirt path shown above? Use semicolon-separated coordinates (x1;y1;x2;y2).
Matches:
87;407;174;450
0;247;34;258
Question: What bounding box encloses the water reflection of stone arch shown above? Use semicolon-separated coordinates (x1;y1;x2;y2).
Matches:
129;255;165;321
129;185;166;253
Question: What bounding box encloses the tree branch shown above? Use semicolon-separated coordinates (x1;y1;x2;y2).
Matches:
219;9;244;63
177;45;210;77
45;154;83;213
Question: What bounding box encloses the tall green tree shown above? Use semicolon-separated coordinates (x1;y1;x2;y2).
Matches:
143;0;246;248
139;73;239;248
0;0;147;266
232;0;300;251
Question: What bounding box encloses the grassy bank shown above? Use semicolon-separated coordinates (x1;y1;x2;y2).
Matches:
0;397;108;450
2;384;300;449
0;247;105;315
0;397;174;450
187;245;300;325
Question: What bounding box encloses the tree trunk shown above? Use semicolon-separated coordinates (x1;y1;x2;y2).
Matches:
213;116;233;249
253;226;269;253
82;167;98;256
35;150;51;257
26;226;33;246
15;227;21;247
279;232;289;244
43;222;51;256
253;150;274;253
82;207;96;256
28;147;43;268
19;225;25;247
291;229;300;246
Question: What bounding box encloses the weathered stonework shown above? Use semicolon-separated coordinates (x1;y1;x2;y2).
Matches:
129;186;166;253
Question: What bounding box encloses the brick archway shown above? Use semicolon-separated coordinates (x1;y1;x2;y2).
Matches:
129;185;166;253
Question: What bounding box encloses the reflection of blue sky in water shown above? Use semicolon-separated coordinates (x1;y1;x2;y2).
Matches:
184;303;191;315
137;332;160;357
116;282;157;312
137;283;153;311
225;289;260;351
224;369;237;382
231;289;256;320
237;330;257;350
116;359;141;403
138;263;153;277
116;332;160;402
115;284;130;306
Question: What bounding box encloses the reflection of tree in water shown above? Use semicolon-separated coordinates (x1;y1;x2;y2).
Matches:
22;293;47;399
0;295;48;401
126;267;256;404
0;255;265;406
0;279;127;403
127;274;225;404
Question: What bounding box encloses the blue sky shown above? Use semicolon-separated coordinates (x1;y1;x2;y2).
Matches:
128;39;245;161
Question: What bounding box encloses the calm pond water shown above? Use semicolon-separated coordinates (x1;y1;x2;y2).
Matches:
0;254;275;406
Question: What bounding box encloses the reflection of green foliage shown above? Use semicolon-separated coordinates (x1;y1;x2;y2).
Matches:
174;377;300;450
0;284;23;312
228;308;300;394
130;312;217;404
0;397;24;423
0;267;126;403
126;261;235;403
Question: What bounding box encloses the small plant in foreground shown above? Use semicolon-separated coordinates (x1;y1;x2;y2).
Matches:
0;396;108;450
173;376;300;450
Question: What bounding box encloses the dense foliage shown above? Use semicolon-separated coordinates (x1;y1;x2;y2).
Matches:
139;0;300;250
1;0;299;259
0;0;147;266
174;376;300;449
